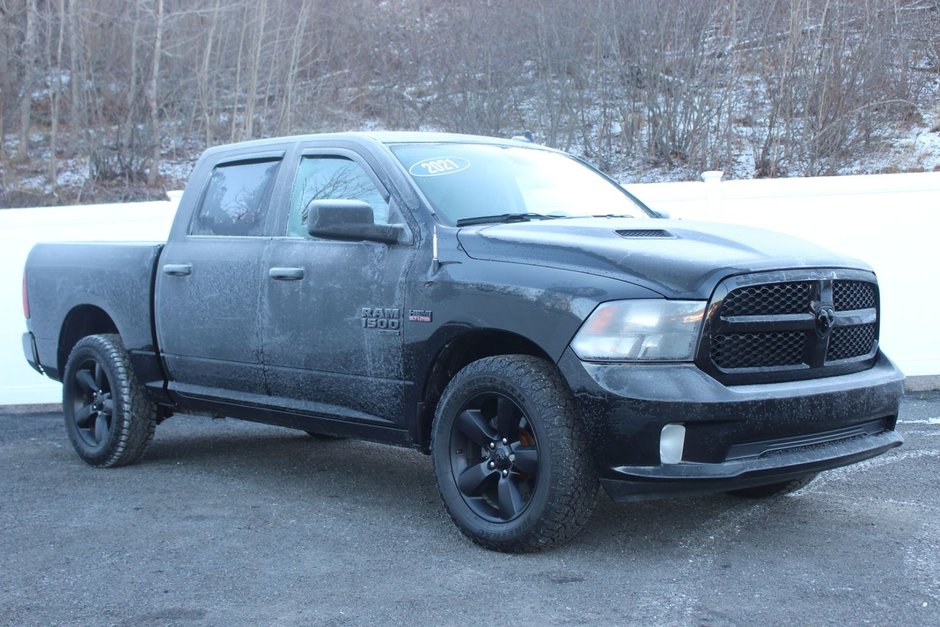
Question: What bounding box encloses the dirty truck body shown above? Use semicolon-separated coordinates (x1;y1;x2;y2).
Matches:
22;132;904;551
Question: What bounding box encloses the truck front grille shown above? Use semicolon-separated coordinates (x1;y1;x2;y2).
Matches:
711;331;806;369
833;280;876;311
720;282;811;317
827;323;877;361
697;270;880;384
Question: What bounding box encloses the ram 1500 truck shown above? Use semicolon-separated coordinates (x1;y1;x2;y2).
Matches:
22;132;904;552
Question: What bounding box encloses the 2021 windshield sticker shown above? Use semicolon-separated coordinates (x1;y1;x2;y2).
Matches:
409;157;471;177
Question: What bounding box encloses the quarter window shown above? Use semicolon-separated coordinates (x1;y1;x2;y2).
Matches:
190;159;280;236
287;156;389;238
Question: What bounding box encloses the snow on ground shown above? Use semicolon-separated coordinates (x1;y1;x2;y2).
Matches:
158;158;198;183
55;160;89;188
838;96;940;175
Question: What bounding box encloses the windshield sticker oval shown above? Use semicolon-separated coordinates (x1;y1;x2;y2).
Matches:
409;157;471;177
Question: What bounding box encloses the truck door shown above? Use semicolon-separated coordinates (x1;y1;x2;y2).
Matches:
262;149;415;428
155;154;284;401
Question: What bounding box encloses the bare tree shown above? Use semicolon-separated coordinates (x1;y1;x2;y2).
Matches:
48;0;68;189
241;0;266;140
277;0;311;135
147;0;164;186
0;2;11;149
15;0;37;162
66;0;83;133
196;0;222;145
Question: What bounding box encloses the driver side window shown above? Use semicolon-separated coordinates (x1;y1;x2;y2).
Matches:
287;156;389;238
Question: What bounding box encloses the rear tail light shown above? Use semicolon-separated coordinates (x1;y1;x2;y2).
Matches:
22;271;30;319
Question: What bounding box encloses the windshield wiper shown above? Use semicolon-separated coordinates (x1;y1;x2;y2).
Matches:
455;213;563;227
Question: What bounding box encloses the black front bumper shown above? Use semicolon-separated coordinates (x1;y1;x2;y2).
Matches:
558;349;904;501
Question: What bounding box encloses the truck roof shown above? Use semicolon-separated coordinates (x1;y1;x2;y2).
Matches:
200;131;544;159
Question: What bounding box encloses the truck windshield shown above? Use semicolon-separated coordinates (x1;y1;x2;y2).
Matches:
389;143;650;226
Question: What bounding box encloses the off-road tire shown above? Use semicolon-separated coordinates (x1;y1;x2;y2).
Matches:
431;355;598;552
63;334;157;467
727;473;817;498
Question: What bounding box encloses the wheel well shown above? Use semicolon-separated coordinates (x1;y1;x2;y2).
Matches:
58;306;119;375
419;330;552;451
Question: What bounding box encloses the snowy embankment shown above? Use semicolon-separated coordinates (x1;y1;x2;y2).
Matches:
2;173;938;406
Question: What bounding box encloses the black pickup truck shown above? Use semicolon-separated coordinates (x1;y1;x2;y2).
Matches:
22;132;904;552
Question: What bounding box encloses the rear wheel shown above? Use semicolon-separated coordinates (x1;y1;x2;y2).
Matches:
63;334;157;467
727;473;817;498
431;355;597;552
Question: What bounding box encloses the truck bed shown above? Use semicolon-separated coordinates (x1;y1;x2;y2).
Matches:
25;242;165;389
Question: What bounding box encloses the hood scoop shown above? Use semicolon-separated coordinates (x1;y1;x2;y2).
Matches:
616;228;675;239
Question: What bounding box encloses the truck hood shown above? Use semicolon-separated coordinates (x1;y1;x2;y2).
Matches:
456;218;871;299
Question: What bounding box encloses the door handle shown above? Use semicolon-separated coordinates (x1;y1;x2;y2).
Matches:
162;263;192;276
269;267;305;281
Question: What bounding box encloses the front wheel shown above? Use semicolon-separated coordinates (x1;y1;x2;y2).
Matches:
63;334;157;467
431;355;598;552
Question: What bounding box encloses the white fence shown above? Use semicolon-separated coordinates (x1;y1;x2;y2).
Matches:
625;171;940;382
1;172;938;405
1;196;178;405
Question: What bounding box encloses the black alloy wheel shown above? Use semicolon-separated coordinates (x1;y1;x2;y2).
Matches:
68;357;115;449
63;334;157;467
432;355;598;552
448;391;540;522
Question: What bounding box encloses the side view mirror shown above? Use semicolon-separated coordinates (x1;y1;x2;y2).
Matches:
306;199;404;244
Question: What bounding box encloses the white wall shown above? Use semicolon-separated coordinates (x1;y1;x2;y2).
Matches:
1;196;178;405
1;173;938;405
625;171;940;378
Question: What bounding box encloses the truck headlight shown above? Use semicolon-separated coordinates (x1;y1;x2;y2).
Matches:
570;300;706;362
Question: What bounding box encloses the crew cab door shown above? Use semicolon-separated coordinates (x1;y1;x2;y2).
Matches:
155;152;285;400
262;148;415;428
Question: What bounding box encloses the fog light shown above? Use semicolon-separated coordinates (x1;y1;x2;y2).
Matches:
660;424;686;464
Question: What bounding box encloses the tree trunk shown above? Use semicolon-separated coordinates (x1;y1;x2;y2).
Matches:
67;0;84;133
49;0;67;190
15;0;38;162
230;3;250;142
122;1;139;158
242;0;267;140
0;7;10;146
147;0;164;186
199;0;221;146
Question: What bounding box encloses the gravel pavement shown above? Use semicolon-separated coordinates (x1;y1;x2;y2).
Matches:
1;391;938;626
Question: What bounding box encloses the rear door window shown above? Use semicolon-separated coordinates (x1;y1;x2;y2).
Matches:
190;159;280;236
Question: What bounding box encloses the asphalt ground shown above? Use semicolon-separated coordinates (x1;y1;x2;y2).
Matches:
1;391;938;626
